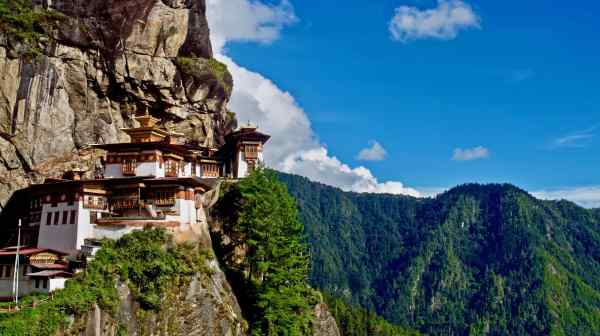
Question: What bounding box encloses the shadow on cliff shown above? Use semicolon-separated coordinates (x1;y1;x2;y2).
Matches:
0;188;36;246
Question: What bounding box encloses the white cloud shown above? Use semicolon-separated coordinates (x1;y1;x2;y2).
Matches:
356;141;387;161
207;0;420;197
452;146;490;161
533;187;600;209
207;0;297;53
282;148;420;196
389;0;481;43
551;127;595;149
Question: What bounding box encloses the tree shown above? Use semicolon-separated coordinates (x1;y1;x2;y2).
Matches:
223;169;314;335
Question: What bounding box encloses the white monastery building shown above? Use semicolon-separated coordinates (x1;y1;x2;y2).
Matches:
14;114;270;256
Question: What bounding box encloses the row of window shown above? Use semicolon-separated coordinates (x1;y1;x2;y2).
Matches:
45;210;77;226
0;265;28;278
34;278;49;289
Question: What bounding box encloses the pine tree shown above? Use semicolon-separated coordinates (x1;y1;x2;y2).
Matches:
232;169;314;335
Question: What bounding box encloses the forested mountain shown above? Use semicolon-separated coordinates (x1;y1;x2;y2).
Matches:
278;172;600;335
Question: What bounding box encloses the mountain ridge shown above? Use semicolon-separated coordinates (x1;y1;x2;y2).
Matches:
277;171;600;335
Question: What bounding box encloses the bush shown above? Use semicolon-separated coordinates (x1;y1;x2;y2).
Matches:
0;229;207;335
0;0;64;55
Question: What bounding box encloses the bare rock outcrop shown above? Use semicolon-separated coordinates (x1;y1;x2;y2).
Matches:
312;303;342;336
0;0;235;208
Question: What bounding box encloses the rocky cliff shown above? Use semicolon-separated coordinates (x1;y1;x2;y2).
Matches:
62;258;248;336
0;0;235;209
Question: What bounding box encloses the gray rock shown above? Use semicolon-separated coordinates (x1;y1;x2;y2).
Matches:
0;0;233;208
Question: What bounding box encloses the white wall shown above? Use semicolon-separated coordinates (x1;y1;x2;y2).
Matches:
183;162;193;177
105;162;165;178
0;265;64;297
75;206;95;253
94;225;140;241
37;202;81;254
48;278;67;292
104;164;124;178
236;151;248;178
137;161;164;177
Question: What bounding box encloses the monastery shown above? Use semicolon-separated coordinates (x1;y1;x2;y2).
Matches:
0;114;270;299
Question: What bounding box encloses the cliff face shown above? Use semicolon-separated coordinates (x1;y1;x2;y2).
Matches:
0;0;235;209
61;259;248;336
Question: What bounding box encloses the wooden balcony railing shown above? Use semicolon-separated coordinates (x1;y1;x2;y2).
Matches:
122;161;136;175
154;198;176;206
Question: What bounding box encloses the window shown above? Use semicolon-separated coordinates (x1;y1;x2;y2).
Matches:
165;160;179;177
70;210;77;224
4;265;11;278
155;191;176;206
201;163;220;177
62;211;68;224
42;279;48;289
54;212;60;225
122;158;137;175
244;144;259;159
35;279;40;288
46;212;53;226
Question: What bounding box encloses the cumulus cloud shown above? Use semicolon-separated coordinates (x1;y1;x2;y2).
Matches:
452;146;490;161
207;0;297;53
389;0;481;42
207;0;420;196
356;141;387;161
533;187;600;209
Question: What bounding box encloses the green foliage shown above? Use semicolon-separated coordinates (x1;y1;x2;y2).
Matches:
278;172;600;335
216;169;315;335
324;294;420;336
0;229;204;335
0;0;63;55
174;56;233;94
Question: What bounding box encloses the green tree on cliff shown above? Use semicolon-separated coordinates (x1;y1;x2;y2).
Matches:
222;169;314;335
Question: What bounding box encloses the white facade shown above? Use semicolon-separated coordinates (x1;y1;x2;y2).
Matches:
37;200;102;255
38;202;84;254
235;148;264;178
0;265;66;298
170;198;197;227
236;151;248;179
104;161;166;178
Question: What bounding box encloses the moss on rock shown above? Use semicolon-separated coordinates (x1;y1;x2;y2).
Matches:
175;56;233;95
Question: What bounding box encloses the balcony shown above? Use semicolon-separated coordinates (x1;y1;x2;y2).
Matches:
84;202;108;210
122;161;136;176
110;199;140;210
154;198;176;206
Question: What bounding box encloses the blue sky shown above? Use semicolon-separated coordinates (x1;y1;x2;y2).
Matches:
208;0;599;206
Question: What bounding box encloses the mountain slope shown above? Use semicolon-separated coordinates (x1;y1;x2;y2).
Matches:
278;172;600;335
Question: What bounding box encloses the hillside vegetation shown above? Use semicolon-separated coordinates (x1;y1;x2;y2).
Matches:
278;172;600;335
0;229;207;335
